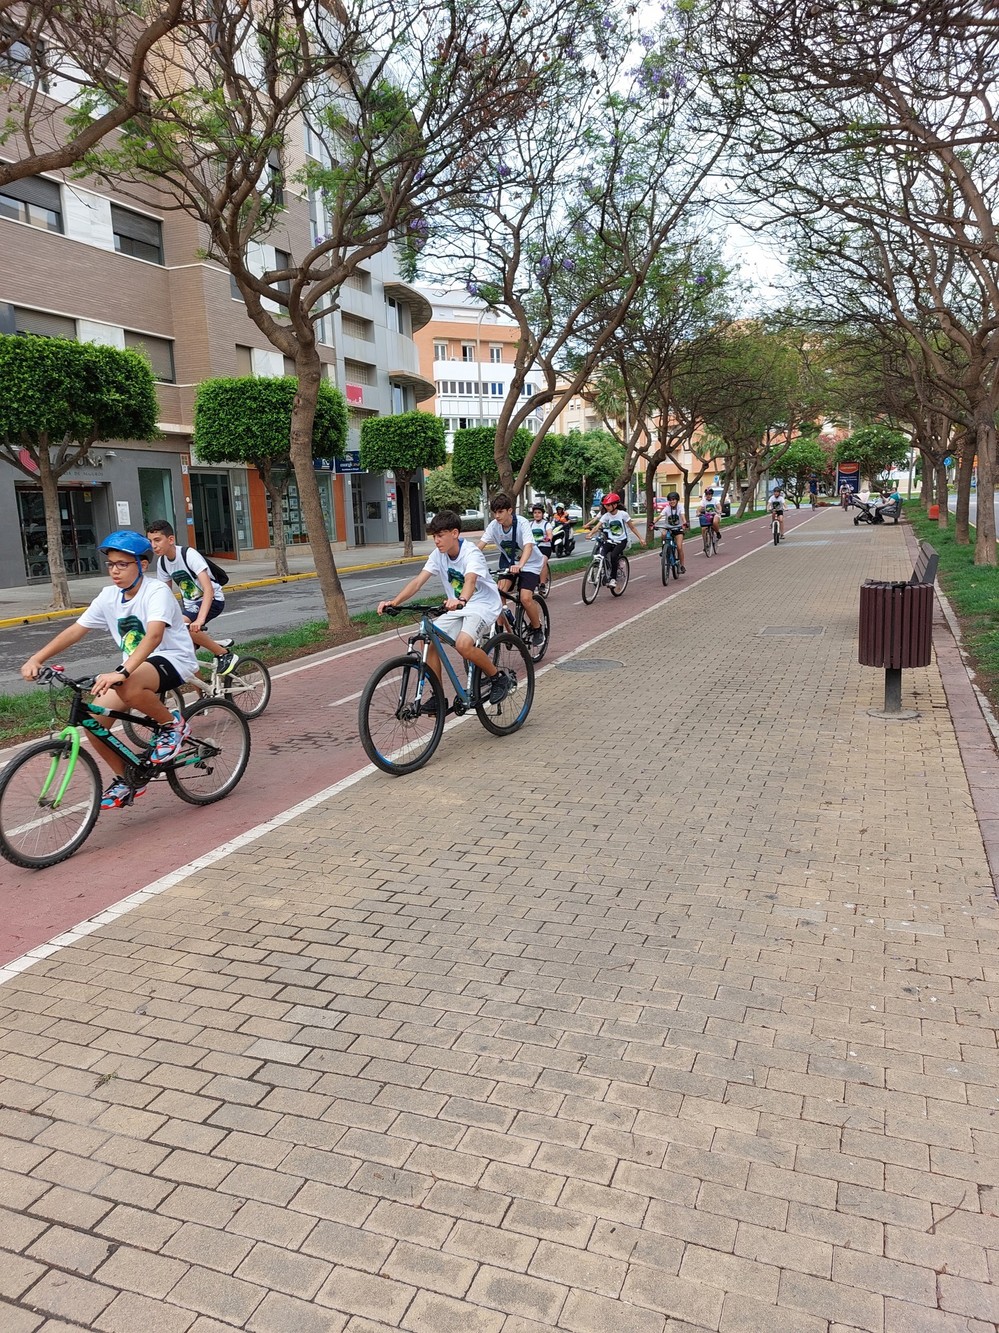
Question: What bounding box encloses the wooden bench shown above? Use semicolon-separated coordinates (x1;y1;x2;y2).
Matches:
909;540;938;586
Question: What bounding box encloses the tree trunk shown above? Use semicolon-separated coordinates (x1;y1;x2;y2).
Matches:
955;438;974;546
644;466;657;544
290;351;354;635
973;409;997;567
260;461;290;577
397;468;414;557
935;462;949;532
37;446;72;610
921;454;933;512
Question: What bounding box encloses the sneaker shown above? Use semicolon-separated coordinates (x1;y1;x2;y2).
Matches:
418;697;441;717
529;627;545;647
680;564;686;573
216;650;240;676
487;672;511;705
608;578;617;588
101;778;147;810
151;717;192;765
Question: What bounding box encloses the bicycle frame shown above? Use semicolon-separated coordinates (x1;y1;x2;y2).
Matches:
408;615;476;706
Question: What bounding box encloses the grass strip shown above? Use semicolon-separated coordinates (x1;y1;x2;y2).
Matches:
908;506;999;711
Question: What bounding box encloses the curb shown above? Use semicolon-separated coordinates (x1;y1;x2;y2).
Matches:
0;553;428;629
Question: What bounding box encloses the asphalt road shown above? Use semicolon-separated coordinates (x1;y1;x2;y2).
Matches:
0;562;426;694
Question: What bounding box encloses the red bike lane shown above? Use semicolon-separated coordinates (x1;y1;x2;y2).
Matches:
0;509;815;967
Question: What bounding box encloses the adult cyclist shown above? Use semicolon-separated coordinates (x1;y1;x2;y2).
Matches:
696;488;723;545
655;491;687;572
581;493;644;587
768;485;787;540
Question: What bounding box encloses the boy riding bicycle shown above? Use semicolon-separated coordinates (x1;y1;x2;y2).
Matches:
477;493;545;646
581;493;644;585
146;519;238;676
768;486;787;538
528;502;553;589
377;510;511;706
655;491;687;571
20;529;198;809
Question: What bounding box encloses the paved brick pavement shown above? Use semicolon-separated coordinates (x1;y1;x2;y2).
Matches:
1;508;997;1333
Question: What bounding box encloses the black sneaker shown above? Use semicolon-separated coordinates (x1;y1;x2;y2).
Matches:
529;627;545;647
487;672;511;705
419;697;441;717
679;564;686;573
216;650;240;676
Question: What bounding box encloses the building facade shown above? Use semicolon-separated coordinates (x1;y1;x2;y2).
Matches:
0;115;432;588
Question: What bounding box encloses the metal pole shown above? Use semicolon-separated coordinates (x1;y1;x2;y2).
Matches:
884;668;902;714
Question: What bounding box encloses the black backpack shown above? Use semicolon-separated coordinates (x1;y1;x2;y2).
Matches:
161;544;230;588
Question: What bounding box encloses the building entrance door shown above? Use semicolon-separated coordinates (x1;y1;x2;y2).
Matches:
350;479;366;546
191;473;236;557
16;485;104;580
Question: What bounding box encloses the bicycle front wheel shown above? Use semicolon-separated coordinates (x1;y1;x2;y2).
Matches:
773;522;780;546
224;657;271;719
610;555;630;596
167;700;250;805
581;558;602;604
660;545;669;586
473;633;535;737
358;655;445;775
515;597;551;663
0;739;101;869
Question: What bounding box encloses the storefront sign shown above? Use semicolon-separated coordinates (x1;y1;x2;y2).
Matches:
334;451;362;473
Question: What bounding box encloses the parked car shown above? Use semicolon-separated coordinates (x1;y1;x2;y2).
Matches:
460;508;485;529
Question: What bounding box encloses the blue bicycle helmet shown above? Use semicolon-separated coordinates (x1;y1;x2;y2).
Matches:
99;529;153;559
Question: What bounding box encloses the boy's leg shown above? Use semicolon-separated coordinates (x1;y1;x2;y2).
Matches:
519;585;541;631
185;605;226;657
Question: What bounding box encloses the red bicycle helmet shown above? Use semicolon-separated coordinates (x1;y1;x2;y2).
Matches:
602;492;621;506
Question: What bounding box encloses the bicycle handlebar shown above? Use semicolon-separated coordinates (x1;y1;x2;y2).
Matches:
37;666;97;691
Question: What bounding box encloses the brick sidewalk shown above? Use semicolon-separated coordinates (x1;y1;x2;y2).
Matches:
1;508;997;1333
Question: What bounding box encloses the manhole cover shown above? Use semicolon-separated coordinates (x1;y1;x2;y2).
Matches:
759;626;825;637
557;658;625;672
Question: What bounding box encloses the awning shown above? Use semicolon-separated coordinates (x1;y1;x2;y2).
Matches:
389;369;436;403
383;281;433;332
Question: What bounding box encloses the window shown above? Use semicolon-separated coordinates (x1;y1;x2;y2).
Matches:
111;204;164;264
283;356;296;377
230;273;244;302
344;359;375;385
490;382;504;396
434;342;448;360
272;248;292;296
461;343;476;361
391;383;409;414
341;313;374;342
489;345;503;363
124;330;175;383
0;33;48;91
387;296;405;333
0;174;62;233
343;268;371;293
267;148;284;207
235;344;253;375
13;306;75;339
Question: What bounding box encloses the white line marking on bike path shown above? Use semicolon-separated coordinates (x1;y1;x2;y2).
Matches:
0;512;821;990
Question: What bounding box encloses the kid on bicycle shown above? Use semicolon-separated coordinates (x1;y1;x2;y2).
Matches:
377;511;511;706
768;486;787;538
477;493;545;646
20;529;198;809
147;520;239;676
655;491;687;571
528;502;553;589
581;493;644;585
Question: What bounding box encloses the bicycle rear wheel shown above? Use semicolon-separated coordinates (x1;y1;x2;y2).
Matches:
0;739;101;869
581;558;602;604
358;655;445;775
224;656;271;719
473;633;535;737
610;555;630;596
515;596;551;663
166;700;250;805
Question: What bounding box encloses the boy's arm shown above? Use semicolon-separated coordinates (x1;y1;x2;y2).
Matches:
378;569;432;613
21;623;89;679
511;540;534;572
192;570;215;626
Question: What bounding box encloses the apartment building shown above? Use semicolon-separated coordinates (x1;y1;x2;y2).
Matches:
0;117;432;588
412;289;544;446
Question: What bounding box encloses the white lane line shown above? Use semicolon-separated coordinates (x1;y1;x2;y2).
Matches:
0;511;824;989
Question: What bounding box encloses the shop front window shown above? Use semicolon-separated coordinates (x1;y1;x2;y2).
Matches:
17;485;103;579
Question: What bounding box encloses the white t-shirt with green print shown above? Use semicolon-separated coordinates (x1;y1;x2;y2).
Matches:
77;579;199;677
422;539;502;622
157;546;223;612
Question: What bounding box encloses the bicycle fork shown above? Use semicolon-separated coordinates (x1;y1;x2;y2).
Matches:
40;727;82;808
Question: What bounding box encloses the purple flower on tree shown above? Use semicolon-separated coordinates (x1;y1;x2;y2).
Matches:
497;161;512;179
694;275;708;285
537;256;553;277
561;258;575;271
466;280;480;296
